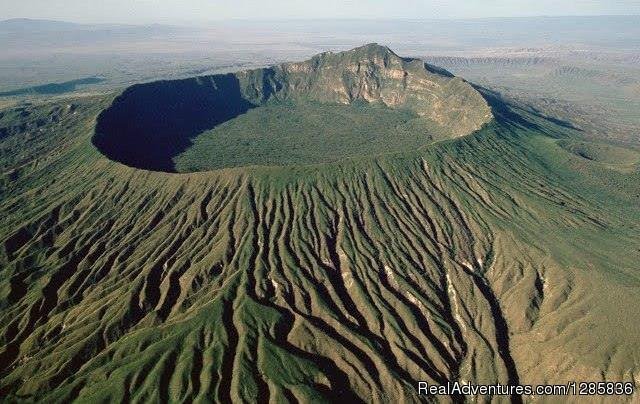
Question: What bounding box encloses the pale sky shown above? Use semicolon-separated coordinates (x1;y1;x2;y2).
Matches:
1;0;639;23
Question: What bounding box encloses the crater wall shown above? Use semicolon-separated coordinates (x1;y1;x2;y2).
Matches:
93;44;493;172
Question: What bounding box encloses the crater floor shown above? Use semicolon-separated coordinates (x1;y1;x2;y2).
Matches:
173;101;446;172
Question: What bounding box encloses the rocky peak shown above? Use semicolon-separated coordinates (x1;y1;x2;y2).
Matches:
284;43;410;77
317;43;402;64
271;44;493;136
235;44;493;137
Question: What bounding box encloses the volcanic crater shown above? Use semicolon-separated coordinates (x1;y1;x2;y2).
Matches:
93;44;493;172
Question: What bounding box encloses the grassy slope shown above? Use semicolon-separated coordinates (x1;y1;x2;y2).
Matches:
425;55;640;147
0;95;639;402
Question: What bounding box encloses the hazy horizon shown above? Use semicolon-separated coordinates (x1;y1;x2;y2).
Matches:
3;14;640;25
2;0;640;24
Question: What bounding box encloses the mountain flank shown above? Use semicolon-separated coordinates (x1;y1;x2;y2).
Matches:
1;45;639;403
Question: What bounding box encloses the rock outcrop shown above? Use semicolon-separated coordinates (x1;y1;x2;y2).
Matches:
240;43;493;136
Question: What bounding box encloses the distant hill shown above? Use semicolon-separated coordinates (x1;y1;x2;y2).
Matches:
0;18;85;32
0;77;106;97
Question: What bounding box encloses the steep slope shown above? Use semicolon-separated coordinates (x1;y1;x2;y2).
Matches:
258;43;492;136
93;44;492;173
1;49;640;403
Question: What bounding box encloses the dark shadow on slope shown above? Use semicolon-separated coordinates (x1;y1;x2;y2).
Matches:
527;105;584;132
0;77;105;97
424;62;455;78
475;86;540;129
474;85;581;133
466;269;523;403
93;74;257;172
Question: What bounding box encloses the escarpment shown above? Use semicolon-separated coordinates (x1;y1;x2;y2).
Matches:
93;44;493;172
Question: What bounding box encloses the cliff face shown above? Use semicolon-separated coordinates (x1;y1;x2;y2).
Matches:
93;44;494;172
238;43;494;137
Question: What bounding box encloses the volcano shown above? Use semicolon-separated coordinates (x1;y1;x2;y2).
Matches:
93;44;492;172
1;45;639;402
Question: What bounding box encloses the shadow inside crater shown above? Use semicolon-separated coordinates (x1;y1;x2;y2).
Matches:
93;74;257;172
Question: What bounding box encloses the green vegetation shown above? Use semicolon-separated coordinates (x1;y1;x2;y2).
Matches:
93;44;491;173
1;46;639;402
174;101;443;171
558;139;640;172
427;54;640;146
